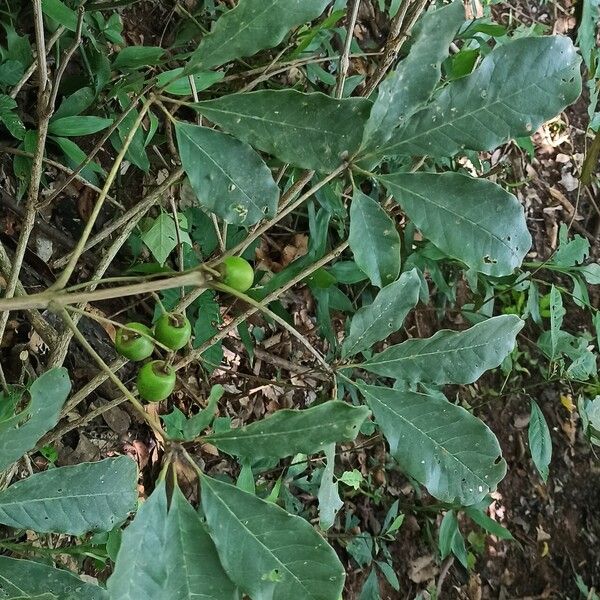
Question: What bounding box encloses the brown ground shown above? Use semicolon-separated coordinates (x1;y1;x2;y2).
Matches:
1;0;598;598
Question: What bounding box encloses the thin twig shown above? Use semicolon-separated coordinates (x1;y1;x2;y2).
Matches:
363;0;431;97
39;395;129;448
10;26;64;99
42;85;156;207
0;146;122;209
335;0;361;98
48;7;85;111
211;282;332;374
207;165;346;267
52;169;184;269
0;269;208;312
176;241;349;371
47;241;350;419
47;171;184;367
0;0;52;350
0;241;58;347
52;99;154;290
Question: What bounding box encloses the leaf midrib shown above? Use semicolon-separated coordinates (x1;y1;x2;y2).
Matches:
382;175;517;256
0;489;129;509
362;386;493;489
377;44;575;156
178;125;262;216
203;478;318;599
197;0;288;67
197;103;351;138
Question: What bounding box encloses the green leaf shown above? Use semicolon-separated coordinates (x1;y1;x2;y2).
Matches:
108;482;237;599
373;36;581;158
0;60;24;87
54;87;95;119
192;290;223;372
0;369;71;471
378;172;532;276
163;384;224;440
201;474;345;600
358;568;380;600
348;190;400;287
112;106;150;172
464;506;513;540
439;510;459;559
41;0;79;31
0;94;25;140
0;457;137;535
141;213;190;265
342;269;420;358
48;116;113;137
357;383;506;505
175;121;279;226
528;401;551;482
577;0;600;68
339;469;363;490
0;556;107;599
317;443;343;530
164;486;239;599
360;315;523;384
157;68;224;95
552;224;589;267
549;284;565;359
51;136;105;185
579;262;600;284
183;384;223;439
107;483;168;599
204;400;369;460
360;0;465;154
375;561;399;592
193;90;372;171
187;0;330;71
112;46;164;70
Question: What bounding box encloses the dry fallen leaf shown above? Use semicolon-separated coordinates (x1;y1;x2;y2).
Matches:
408;555;439;584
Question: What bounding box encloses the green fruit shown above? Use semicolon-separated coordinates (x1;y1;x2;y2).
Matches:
154;313;192;350
115;322;155;361
219;256;254;292
137;360;176;402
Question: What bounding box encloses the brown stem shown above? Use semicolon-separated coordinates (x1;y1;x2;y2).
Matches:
176;241;349;371
0;0;52;349
0;269;208;312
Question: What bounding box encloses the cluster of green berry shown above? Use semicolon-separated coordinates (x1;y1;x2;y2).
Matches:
115;314;189;402
114;257;254;403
